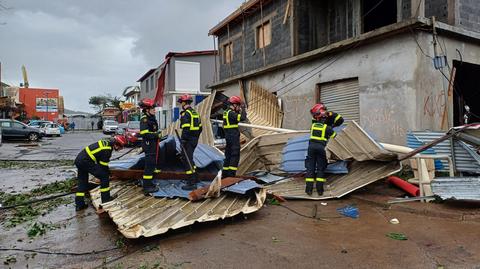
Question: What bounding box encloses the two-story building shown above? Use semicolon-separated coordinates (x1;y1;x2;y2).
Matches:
137;51;216;129
208;0;480;145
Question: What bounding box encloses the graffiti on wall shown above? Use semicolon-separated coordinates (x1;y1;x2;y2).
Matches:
362;107;407;139
423;91;446;118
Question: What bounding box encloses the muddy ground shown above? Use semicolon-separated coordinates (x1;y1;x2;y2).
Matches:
1;163;479;269
1;132;480;268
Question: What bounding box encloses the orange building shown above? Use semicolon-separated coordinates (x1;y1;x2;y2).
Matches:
19;88;60;121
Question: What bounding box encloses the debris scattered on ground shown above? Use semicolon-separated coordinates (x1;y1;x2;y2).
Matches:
321;202;327;206
389;218;400;224
3;255;17;265
386;232;408;240
337;205;359;219
27;221;60;238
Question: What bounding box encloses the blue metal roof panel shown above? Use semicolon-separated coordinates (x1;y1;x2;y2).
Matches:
223;180;262;194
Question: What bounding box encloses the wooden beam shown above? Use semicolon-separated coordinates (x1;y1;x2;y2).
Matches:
110;170;217;181
189;177;247;201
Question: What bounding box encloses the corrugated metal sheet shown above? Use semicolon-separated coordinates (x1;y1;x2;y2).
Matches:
319;79;360;123
431;177;480;200
406;132;444;170
267;161;402;200
161;91;216;146
223;179;262;194
238;131;309;175
326;121;398;162
91;183;266;238
410;131;480;173
245;81;283;137
280;134;348;174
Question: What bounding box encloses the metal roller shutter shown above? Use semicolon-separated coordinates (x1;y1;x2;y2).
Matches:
319;78;360;123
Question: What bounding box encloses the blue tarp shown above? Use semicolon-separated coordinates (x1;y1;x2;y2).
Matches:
151;180;210;199
223;180;262;194
280;134;349;174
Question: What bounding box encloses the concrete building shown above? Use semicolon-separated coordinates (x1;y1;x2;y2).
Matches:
137;51;217;129
18;87;59;122
208;0;480;145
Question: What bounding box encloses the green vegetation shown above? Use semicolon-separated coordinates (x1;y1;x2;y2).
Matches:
0;160;74;169
27;221;60;238
0;178;75;230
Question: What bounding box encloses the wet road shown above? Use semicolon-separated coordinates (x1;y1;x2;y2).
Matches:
0;131;112;161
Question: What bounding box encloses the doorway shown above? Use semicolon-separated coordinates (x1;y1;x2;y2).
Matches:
452;60;480;126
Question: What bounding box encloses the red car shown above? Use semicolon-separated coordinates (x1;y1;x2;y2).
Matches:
124;121;141;146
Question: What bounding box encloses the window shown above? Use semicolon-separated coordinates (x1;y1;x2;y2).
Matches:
1;122;11;128
146;79;150;93
223;42;233;64
362;0;397;33
175;61;200;92
13;122;24;128
150;76;154;92
256;20;272;49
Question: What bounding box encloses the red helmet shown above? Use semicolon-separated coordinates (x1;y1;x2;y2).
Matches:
138;98;156;109
177;94;193;103
310;103;327;116
228;96;242;105
113;135;127;148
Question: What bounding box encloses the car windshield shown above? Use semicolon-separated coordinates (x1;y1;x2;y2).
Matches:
104;120;118;126
127;121;140;129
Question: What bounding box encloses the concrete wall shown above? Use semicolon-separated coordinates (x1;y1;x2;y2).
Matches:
413;30;480;131
217;0;291;81
139;68;160;100
458;0;480;32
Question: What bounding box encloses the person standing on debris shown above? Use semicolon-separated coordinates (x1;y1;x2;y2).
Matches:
316;102;344;127
222;95;247;178
74;135;127;211
178;94;203;190
139;98;160;194
305;104;337;196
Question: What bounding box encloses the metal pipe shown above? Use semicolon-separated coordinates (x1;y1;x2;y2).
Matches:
210;119;303;133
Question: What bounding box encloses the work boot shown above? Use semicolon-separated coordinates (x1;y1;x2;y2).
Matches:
101;192;117;204
143;180;159;194
75;203;88;212
316;182;324;196
305;182;314;196
181;181;197;191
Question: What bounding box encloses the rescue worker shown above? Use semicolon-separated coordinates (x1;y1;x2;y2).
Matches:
305;104;337;196
315;102;344;127
74;135;127;211
139;98;161;194
222;96;247;178
178;94;203;190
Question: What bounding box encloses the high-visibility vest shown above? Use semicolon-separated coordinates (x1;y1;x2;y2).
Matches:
85;140;111;166
223;109;241;129
181;109;202;131
310;123;328;141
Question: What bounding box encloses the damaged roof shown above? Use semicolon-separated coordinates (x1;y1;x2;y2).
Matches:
266;160;401;200
431;177;480;201
326;121;398;162
91;182;266;238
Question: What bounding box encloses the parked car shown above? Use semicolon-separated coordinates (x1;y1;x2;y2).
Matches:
27;120;52;128
102;120;119;134
39;122;61;137
124;121;141;146
115;123;127;135
0;119;42;141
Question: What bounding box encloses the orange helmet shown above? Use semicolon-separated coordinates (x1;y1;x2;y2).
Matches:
177;94;193;103
113;135;127;148
138;98;156;109
228;96;242;105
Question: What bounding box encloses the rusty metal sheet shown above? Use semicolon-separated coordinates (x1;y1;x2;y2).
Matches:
431;177;480;201
266;161;402;200
161;91;216;146
90;183;266;238
326;121;397;162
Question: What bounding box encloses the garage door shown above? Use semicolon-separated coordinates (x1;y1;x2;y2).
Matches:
318;78;360;123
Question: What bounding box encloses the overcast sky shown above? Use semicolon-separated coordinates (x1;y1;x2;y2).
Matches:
0;0;243;112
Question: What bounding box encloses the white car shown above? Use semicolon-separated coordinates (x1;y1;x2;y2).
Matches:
39;123;61;137
102;120;119;134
